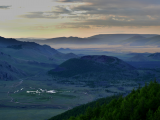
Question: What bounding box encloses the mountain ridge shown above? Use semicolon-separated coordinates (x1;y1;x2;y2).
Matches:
15;34;159;46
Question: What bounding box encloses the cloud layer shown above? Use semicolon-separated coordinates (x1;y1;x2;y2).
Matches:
20;0;160;28
0;0;160;38
55;0;160;28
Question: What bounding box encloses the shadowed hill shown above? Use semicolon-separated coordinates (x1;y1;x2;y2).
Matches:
48;55;137;79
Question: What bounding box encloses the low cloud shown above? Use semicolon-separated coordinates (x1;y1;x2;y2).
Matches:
0;6;11;9
51;6;71;15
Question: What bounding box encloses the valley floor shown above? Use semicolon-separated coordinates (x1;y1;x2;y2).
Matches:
0;72;151;120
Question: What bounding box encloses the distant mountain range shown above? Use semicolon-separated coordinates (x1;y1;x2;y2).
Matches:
148;53;160;60
126;53;160;61
16;34;160;46
128;54;149;61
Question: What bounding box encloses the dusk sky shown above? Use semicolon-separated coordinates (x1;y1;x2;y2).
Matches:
0;0;160;38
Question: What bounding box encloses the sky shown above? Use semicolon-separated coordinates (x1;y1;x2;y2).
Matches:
0;0;160;38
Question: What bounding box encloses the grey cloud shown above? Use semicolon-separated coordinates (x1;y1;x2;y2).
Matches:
20;12;58;19
84;19;160;27
51;6;71;15
72;6;97;11
57;0;82;2
0;6;11;9
60;16;160;28
64;0;160;27
20;6;73;19
70;0;160;17
20;0;160;27
82;7;160;17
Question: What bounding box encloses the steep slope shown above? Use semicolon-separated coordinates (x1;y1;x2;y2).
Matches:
48;95;120;120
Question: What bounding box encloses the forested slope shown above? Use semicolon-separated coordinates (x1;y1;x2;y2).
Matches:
49;79;160;120
48;95;120;120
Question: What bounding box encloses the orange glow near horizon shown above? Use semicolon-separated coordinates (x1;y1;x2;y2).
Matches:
1;26;160;39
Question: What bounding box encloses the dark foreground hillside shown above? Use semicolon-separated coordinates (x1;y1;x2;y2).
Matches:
49;79;160;120
48;95;120;120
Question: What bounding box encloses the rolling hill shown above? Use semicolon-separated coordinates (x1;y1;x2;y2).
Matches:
48;55;138;87
49;55;136;77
